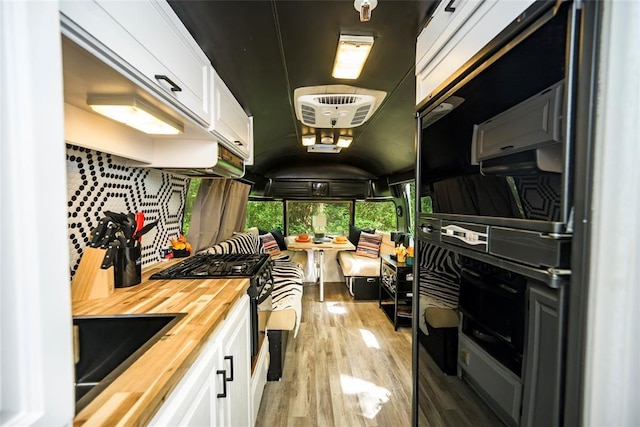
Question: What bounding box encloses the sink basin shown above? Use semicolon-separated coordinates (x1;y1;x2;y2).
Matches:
73;313;185;413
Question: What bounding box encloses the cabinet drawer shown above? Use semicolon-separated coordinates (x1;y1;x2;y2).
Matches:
476;81;564;161
417;216;442;243
416;0;535;105
459;333;522;425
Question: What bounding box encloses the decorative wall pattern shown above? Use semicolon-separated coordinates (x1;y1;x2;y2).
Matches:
66;144;190;277
515;174;562;221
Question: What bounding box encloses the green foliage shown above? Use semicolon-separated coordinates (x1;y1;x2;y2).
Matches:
182;178;202;236
287;201;352;235
355;201;397;232
246;201;284;231
421;195;433;214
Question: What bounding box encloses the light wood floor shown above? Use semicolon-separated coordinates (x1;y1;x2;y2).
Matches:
256;282;501;427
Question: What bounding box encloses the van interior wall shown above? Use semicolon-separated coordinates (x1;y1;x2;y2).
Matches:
66;144;189;278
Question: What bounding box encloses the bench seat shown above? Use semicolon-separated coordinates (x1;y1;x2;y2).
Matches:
337;251;381;277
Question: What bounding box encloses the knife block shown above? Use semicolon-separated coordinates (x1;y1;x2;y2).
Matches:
71;247;115;301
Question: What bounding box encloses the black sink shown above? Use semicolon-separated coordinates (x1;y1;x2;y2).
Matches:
73;313;185;413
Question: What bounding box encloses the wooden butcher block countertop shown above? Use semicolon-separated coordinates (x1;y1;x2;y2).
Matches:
72;261;250;427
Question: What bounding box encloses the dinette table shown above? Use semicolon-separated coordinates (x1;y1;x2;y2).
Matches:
286;236;356;302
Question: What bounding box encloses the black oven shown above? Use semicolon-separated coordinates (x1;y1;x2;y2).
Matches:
458;256;526;376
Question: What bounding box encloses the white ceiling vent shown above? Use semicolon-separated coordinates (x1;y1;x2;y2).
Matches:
294;85;386;129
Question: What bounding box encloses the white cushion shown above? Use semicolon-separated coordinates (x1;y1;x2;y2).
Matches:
338;251;380;277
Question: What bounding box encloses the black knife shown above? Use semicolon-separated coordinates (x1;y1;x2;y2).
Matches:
88;218;109;247
132;221;158;242
97;223;118;248
101;240;120;269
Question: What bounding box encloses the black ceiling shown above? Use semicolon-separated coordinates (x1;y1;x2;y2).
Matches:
169;0;435;180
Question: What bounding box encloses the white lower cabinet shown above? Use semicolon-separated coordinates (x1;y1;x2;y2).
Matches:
149;294;251;426
214;295;252;427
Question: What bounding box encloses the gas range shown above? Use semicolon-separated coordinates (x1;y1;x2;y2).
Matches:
149;252;273;358
149;253;271;280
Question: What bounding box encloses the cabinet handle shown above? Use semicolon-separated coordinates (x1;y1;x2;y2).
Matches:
154;74;182;92
444;0;456;12
233;140;242;146
421;224;435;233
216;370;227;398
500;145;515;151
224;355;234;381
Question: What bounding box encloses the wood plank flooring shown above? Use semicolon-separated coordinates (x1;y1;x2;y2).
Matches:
256;282;501;427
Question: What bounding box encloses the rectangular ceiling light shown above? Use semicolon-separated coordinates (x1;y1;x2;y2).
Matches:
336;136;353;148
332;35;374;80
302;134;316;146
87;95;184;135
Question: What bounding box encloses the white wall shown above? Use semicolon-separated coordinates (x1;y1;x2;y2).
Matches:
583;1;640;425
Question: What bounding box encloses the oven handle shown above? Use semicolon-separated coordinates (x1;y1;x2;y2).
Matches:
461;269;519;296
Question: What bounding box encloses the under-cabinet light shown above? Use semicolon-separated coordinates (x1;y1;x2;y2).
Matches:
336;136;353;148
302;134;316;146
332;35;374;80
87;95;184;135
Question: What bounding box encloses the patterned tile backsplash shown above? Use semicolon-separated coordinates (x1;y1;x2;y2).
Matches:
66;144;189;278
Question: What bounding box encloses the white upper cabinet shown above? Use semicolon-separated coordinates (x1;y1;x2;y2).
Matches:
416;0;536;105
211;70;253;161
60;0;211;126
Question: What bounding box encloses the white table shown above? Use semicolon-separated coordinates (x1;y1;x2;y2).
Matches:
286;236;355;302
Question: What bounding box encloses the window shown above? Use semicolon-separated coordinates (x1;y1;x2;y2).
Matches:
286;201;352;235
182;178;202;236
355;200;396;232
420;195;433;214
246;200;284;231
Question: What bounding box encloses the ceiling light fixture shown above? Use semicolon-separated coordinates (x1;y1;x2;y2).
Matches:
354;0;378;22
332;35;374;80
336;136;353;148
302;134;316;146
87;95;184;135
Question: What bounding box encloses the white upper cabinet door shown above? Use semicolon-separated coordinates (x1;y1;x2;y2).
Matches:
60;0;211;125
416;0;536;105
211;70;253;160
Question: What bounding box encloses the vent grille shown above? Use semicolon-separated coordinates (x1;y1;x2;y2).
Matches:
351;105;371;126
314;95;360;105
301;104;316;125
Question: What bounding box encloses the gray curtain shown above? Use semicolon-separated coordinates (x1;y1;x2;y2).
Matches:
187;179;250;252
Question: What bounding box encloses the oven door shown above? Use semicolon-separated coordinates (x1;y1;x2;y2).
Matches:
459;266;526;376
459;268;524;345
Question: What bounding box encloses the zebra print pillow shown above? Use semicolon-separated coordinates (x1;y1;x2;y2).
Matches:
202;232;261;255
418;243;461;308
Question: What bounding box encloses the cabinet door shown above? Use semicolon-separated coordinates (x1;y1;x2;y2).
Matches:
521;284;565;427
212;70;252;160
416;0;535;105
475;81;564;160
213;294;252;427
60;0;211;125
149;337;218;426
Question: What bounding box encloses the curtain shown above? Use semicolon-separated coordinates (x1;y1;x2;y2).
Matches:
187;179;251;252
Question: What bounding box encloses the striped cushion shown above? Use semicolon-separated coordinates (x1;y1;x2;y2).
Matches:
201;232;260;255
355;231;382;259
260;232;281;256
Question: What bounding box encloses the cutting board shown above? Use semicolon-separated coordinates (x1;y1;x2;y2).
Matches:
71;247;114;301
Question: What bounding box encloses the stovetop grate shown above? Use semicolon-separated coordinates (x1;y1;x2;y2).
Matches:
149;253;271;280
